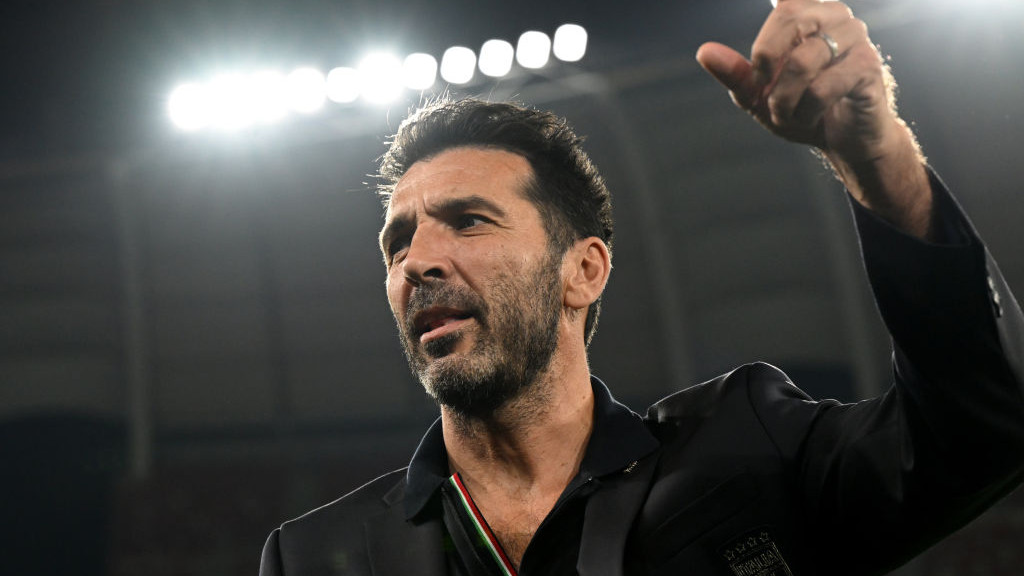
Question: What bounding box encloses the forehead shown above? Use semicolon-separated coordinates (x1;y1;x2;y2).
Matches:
385;147;534;217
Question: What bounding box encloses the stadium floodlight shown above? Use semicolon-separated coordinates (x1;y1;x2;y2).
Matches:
516;31;551;69
478;39;514;77
168;83;210;131
440;46;477;84
327;67;360;103
553;24;587;62
208;73;259;130
358;53;404;104
285;67;327;114
404;53;438;90
167;24;591;131
247;70;289;124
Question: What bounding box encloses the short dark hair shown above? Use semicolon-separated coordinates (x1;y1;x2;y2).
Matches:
377;98;613;345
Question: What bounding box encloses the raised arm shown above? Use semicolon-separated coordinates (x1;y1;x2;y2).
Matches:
695;0;934;240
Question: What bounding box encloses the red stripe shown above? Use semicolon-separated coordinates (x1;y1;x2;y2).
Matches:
451;474;519;575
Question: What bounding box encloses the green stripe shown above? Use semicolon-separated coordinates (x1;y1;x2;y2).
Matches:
448;476;515;576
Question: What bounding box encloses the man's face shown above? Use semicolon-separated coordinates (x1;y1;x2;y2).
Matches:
380;147;565;417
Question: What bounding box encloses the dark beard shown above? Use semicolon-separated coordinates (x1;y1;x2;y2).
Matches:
397;254;563;419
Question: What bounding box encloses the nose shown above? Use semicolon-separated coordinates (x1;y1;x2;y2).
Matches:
401;226;450;286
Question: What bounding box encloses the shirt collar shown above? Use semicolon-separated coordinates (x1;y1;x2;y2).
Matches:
402;376;659;520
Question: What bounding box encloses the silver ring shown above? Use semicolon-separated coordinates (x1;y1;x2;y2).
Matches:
817;32;840;65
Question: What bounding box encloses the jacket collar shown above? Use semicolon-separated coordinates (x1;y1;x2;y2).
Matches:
401;376;659;520
366;495;447;576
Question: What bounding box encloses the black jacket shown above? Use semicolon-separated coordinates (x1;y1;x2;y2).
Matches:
260;174;1024;576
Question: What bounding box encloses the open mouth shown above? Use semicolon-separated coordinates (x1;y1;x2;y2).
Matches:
413;307;474;343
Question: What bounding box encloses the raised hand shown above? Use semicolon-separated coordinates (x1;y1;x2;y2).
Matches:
696;0;934;239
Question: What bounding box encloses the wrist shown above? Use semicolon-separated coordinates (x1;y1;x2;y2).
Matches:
825;120;934;240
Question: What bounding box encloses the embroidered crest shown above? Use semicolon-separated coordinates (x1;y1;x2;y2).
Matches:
719;528;793;576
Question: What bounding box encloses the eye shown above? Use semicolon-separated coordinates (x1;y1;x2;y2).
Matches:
386;235;411;265
455;214;491;230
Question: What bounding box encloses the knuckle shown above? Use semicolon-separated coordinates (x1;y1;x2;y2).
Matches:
774;2;798;18
834;2;855;19
785;47;816;77
796;21;818;39
851;42;884;71
805;81;829;105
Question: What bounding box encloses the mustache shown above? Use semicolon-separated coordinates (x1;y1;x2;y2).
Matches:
403;282;486;336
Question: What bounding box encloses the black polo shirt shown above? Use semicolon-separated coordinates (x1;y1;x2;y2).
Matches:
401;377;660;575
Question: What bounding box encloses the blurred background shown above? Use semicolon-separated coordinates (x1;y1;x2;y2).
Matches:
2;0;1022;574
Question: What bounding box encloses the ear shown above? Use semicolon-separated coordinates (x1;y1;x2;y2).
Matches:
563;237;611;310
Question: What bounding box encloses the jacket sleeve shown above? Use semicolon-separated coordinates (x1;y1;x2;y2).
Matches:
763;170;1024;574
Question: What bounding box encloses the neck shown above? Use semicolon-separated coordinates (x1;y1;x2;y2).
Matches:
440;349;595;496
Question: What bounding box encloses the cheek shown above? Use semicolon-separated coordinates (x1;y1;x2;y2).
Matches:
474;244;525;275
385;276;404;315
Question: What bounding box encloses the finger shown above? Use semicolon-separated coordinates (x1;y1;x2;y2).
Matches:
696;42;760;110
766;17;870;126
792;40;888;136
751;0;854;88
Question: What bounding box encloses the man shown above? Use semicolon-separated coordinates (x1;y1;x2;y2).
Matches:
261;0;1024;574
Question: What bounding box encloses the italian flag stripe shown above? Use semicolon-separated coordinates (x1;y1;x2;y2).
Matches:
448;474;518;576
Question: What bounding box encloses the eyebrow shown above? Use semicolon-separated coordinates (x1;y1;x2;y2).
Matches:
379;194;508;255
436;195;508;219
